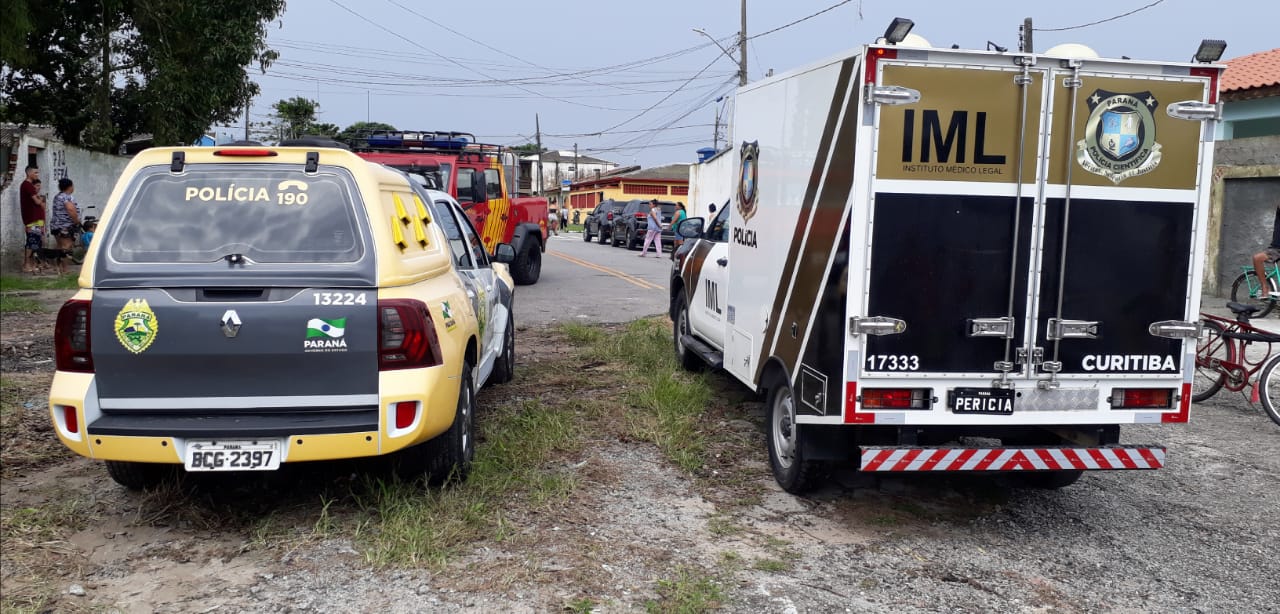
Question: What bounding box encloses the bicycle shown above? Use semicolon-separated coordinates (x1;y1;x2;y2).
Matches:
1193;301;1280;426
1228;261;1280;318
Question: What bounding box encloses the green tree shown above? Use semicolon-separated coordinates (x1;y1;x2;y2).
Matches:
270;96;319;140
310;122;341;138
337;121;397;142
1;0;285;153
511;143;545;155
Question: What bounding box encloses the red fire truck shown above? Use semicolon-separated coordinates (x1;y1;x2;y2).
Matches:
351;131;548;285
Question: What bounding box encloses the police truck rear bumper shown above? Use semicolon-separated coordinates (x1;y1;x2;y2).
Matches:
858;445;1166;472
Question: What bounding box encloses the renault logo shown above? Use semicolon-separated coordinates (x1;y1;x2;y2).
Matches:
221;310;242;338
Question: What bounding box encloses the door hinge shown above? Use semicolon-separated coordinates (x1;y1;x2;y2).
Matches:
968;316;1016;339
866;85;921;105
1149;320;1203;339
1046;318;1100;340
1016;346;1044;366
849;316;907;336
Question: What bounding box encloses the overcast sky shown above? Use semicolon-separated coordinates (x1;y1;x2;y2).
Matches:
236;0;1277;166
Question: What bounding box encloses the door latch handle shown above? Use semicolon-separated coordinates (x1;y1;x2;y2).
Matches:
716;258;728;267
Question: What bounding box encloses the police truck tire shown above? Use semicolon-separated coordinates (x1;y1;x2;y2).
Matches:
673;290;704;372
490;315;515;385
1014;470;1084;490
426;361;477;484
766;371;822;494
512;240;541;285
105;461;174;491
1230;272;1276;318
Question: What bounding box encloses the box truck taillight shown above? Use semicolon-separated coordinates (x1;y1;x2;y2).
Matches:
862;388;932;409
378;299;443;370
54;300;93;373
1110;388;1174;409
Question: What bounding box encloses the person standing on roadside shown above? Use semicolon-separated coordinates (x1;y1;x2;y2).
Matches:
548;208;559;236
50;177;83;253
19;166;46;273
670;202;687;260
638;199;663;257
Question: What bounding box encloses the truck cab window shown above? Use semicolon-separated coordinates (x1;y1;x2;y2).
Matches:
484;168;502;200
432;200;474;269
707;206;731;242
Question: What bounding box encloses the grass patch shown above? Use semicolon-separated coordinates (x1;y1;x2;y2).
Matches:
645;566;724;614
0;295;44;313
753;558;791;573
574;318;713;473
1;491;102;612
0;274;79;291
706;514;741;536
565;597;597;613
353;398;583;567
0;373;63;470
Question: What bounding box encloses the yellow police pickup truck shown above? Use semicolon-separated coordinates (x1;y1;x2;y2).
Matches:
48;145;517;489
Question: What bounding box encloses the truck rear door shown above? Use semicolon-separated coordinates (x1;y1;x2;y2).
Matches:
89;165;380;440
858;47;1216;420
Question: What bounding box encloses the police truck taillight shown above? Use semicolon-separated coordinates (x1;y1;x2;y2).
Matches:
861;388;932;409
378;299;443;370
54;300;93;373
1110;388;1174;409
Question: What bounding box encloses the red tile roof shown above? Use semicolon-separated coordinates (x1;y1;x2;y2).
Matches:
1221;48;1280;93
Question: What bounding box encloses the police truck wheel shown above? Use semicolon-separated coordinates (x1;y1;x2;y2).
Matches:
490;315;516;385
672;290;704;372
1013;470;1084;490
427;361;477;484
105;461;175;491
512;240;541;285
766;371;821;494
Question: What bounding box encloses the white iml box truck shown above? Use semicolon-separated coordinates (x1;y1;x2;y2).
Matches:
671;23;1225;492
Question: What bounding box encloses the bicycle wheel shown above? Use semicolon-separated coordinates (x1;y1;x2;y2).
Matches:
1230;272;1277;318
1258;353;1280;426
1192;320;1234;402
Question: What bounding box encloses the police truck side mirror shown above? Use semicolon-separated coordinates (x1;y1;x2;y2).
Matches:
492;243;516;263
676;218;705;238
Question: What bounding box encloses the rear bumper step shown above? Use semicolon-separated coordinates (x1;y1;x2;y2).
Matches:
859;446;1165;472
87;409;378;438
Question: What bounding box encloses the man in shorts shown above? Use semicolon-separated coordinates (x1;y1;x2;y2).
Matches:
19;166;46;273
1251;206;1280;299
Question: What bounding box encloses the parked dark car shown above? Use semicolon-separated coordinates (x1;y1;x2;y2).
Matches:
584;199;626;244
611;199;677;250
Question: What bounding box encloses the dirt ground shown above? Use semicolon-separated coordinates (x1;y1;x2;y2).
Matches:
2;289;1278;613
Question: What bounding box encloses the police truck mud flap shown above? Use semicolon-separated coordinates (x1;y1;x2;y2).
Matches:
859;445;1165;471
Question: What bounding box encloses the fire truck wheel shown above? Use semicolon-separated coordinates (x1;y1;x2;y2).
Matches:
512;240;541;285
766;370;822;494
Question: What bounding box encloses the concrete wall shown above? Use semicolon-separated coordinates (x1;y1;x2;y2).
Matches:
1201;135;1280;297
1;135;130;273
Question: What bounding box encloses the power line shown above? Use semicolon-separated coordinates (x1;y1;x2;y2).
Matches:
324;0;630;112
1034;0;1167;32
748;0;858;40
592;53;724;135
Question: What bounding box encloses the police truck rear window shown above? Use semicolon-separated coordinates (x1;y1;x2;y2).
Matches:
109;170;364;264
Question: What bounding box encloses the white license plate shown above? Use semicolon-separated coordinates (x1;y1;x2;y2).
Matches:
183;439;282;471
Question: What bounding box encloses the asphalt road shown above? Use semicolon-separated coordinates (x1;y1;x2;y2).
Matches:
514;230;674;326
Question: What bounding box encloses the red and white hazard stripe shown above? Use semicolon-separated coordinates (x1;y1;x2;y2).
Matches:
859;446;1165;472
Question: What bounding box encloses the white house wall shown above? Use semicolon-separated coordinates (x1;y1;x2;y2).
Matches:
1;136;129;272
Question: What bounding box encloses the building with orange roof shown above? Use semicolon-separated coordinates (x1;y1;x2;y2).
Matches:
1218;48;1280;140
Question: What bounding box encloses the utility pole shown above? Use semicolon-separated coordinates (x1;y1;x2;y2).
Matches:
738;0;748;86
244;96;251;141
573;143;579;181
1021;17;1034;53
366;91;371;123
713;106;721;150
535;113;545;194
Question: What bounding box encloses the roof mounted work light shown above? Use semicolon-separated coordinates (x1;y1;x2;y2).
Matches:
883;18;914;45
1194;39;1227;63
